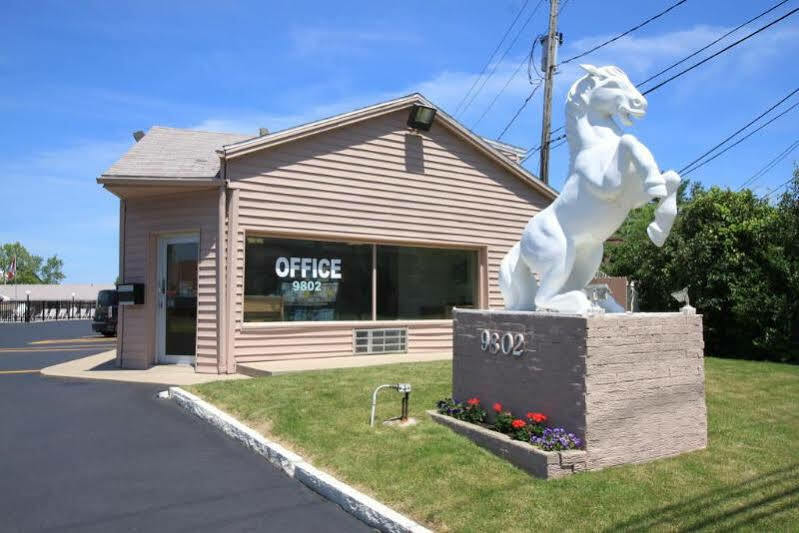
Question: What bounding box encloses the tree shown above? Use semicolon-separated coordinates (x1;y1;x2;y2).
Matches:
0;242;65;285
603;172;798;363
40;256;65;284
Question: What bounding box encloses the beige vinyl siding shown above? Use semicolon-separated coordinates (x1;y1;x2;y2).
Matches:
227;109;548;362
120;190;220;372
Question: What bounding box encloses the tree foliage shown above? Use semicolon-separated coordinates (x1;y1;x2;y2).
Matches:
604;168;798;363
0;242;65;285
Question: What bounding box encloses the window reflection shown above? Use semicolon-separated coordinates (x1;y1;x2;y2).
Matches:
377;246;477;319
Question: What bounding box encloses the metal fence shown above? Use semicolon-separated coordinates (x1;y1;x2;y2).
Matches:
0;300;97;323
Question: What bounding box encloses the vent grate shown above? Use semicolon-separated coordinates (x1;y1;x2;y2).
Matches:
353;328;408;355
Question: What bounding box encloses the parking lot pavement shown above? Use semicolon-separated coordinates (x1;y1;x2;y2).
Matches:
0;320;115;371
0;322;370;532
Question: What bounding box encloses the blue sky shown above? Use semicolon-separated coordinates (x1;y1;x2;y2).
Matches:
1;0;797;283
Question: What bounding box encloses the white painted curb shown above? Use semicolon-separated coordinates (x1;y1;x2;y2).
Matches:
168;387;431;533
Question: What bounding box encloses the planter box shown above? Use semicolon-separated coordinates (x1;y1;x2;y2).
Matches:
427;410;586;479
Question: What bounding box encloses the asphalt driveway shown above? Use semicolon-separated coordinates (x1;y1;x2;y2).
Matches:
0;321;370;532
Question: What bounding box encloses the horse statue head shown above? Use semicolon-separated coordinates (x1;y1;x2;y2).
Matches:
567;64;647;129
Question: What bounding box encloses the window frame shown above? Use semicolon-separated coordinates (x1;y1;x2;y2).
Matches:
240;231;486;327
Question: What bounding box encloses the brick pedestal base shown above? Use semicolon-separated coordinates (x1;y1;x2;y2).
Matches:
453;309;707;471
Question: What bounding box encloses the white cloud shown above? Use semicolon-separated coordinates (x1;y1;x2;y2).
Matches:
289;26;421;57
2;138;131;186
557;23;799;87
188;22;799;153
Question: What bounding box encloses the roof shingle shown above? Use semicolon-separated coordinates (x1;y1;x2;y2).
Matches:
102;126;252;179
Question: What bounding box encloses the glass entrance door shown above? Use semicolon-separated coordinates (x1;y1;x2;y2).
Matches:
157;234;199;364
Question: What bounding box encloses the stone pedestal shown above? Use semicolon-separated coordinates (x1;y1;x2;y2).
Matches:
453;309;707;471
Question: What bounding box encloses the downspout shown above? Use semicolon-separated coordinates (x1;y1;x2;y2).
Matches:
225;155;239;374
216;162;228;374
117;198;126;367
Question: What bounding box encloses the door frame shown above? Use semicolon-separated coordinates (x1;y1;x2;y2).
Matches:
155;232;200;365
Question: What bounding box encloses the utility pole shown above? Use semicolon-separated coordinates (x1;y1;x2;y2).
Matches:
539;0;560;185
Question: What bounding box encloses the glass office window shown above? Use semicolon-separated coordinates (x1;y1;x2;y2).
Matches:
244;236;372;322
376;245;477;319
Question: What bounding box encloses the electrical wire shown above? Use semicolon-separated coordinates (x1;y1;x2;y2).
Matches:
473;35;544;128
497;81;543;140
681;100;799;177
763;173;798;199
535;2;796;149
560;0;689;65
738;138;799;190
642;7;799;95
458;0;546;118
453;0;532;117
637;0;791;87
679;87;799;174
521;133;566;162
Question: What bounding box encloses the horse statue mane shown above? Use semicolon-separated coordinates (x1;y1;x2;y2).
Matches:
499;64;681;314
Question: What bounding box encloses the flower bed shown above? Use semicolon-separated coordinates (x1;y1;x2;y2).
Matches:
435;398;582;451
430;398;586;479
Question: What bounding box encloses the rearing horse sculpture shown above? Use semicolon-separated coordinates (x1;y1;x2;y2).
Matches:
499;64;681;314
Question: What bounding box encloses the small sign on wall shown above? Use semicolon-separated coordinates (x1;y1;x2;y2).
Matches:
117;283;144;305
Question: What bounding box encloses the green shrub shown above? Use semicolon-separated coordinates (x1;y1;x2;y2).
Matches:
604;169;799;363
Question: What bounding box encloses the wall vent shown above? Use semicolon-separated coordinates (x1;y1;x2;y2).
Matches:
353;328;407;355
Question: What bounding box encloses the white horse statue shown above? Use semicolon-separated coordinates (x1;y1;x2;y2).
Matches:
499;64;681;314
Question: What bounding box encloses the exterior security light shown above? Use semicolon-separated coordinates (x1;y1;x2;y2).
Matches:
407;105;437;131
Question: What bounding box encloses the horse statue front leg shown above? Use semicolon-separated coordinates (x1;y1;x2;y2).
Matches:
619;134;682;246
619;134;668;198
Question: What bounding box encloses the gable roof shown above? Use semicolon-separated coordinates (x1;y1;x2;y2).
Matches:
219;93;556;200
98;93;555;200
101;126;251;179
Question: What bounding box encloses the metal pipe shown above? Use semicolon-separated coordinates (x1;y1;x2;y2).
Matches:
370;384;395;427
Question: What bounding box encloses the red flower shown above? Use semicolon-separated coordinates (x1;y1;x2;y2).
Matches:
511;419;526;429
493;402;503;413
466;397;480;406
526;412;548;424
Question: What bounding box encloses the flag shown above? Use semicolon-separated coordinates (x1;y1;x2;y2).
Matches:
6;256;16;281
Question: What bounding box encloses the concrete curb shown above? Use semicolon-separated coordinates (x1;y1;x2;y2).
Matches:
169;387;431;533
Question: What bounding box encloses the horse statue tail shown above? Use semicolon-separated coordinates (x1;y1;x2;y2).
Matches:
499;242;537;311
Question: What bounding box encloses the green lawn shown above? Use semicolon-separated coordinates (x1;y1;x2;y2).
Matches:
190;357;799;532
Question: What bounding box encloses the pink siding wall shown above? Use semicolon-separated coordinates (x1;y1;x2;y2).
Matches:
226;109;549;362
120;190;220;372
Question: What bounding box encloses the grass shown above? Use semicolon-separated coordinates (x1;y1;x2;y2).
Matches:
190;357;799;532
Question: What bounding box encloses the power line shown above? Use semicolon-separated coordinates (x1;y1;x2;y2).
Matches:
679;87;799;174
497;81;543;140
638;0;791;87
521;133;566;162
473;35;544;128
517;3;798;173
681;100;799;177
642;7;799;95
453;0;532;117
530;2;796;151
763;173;798;199
738;138;799;190
458;0;545;118
560;0;689;65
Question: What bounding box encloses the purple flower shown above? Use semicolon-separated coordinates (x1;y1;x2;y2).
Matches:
530;427;582;451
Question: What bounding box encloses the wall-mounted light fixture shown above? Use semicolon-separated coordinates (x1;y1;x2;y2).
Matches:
407;104;437;131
